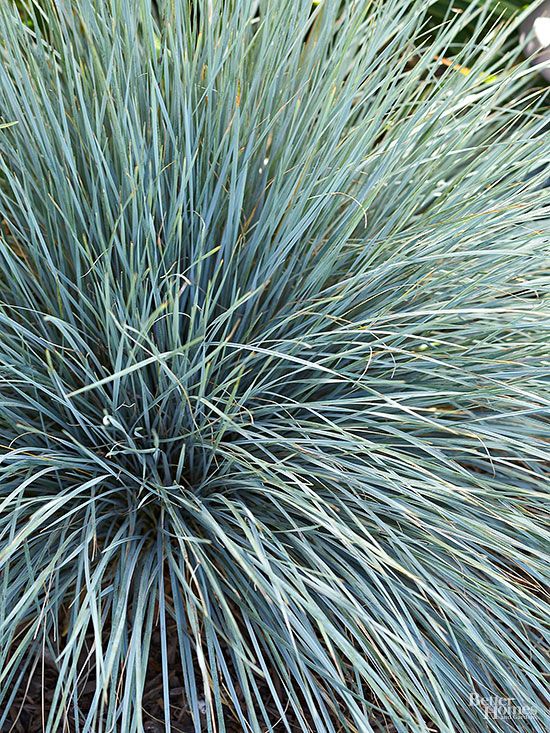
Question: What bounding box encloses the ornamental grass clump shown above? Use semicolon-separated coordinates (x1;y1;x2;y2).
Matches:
0;1;548;731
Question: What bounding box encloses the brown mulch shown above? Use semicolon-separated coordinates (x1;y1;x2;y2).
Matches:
1;620;397;733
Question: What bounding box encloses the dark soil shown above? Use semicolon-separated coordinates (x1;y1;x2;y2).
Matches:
1;621;397;733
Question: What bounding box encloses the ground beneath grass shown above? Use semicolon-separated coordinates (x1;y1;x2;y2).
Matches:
3;621;398;732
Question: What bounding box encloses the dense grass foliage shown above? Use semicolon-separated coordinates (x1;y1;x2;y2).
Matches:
12;0;531;34
0;1;548;731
